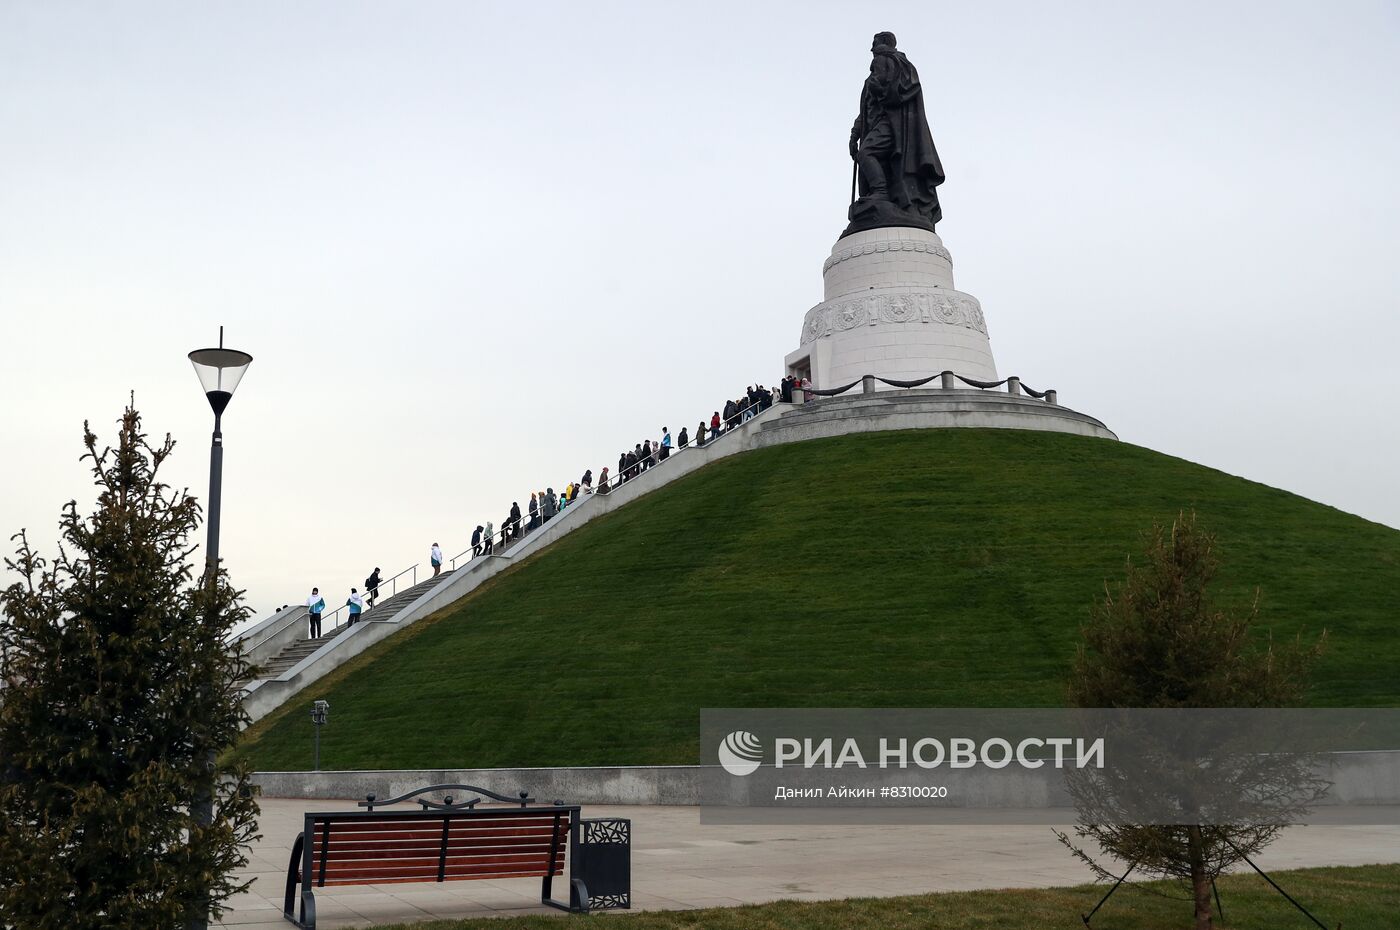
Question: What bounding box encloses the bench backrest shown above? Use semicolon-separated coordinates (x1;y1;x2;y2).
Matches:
304;807;576;887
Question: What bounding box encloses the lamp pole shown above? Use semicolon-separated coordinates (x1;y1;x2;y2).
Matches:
186;327;252;930
206;410;223;584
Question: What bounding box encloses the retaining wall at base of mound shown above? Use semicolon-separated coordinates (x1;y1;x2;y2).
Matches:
253;751;1400;815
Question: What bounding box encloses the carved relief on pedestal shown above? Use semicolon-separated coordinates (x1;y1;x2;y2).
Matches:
800;290;988;346
821;237;953;275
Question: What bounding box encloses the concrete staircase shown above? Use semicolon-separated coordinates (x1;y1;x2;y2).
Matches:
257;629;345;679
250;572;453;681
235;402;800;723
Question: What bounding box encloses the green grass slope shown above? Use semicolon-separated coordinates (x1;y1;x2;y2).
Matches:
235;429;1400;771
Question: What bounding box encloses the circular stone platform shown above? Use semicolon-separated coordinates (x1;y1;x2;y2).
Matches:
753;389;1117;448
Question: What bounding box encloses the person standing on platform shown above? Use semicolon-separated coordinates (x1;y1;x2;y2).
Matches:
598;466;611;493
365;567;381;607
509;501;522;541
711;410;721;436
430;542;443;576
483;521;494;555
659;427;672;460
678;426;689;449
346;588;365;626
697;420;708;446
306;587;325;639
582;469;593;492
471;525;483;557
528;493;539;531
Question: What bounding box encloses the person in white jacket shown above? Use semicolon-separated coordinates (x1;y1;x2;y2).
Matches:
431;542;443;577
306;587;326;639
346;588;366;626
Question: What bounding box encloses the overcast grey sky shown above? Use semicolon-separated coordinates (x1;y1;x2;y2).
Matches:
2;1;1398;620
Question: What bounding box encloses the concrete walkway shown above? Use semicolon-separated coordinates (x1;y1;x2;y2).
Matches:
219;798;1400;927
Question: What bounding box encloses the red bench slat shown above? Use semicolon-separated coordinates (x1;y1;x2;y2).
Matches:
314;827;561;847
315;823;560;834
312;849;565;871
317;857;564;883
310;840;565;862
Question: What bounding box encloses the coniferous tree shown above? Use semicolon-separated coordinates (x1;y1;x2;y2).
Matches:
0;406;259;928
1057;511;1325;930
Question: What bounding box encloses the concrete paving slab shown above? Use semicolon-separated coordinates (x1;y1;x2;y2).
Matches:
217;797;1400;929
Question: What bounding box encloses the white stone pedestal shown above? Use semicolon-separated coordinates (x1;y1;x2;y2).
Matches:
784;227;997;389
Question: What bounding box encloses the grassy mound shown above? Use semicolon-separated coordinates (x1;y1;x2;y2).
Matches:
234;429;1400;771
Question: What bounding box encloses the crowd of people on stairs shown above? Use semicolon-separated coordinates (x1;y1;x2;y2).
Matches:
296;375;813;640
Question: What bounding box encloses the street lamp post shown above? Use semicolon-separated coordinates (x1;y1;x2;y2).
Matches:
186;326;252;930
188;327;253;584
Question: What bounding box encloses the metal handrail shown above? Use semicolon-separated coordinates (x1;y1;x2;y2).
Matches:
446;403;779;570
245;608;311;656
320;563;419;635
246;399;785;674
246;397;780;657
248;562;420;656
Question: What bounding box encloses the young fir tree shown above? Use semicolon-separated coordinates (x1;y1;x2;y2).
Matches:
1057;511;1325;930
0;406;259;928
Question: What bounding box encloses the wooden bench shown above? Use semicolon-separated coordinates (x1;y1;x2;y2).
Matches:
283;785;630;928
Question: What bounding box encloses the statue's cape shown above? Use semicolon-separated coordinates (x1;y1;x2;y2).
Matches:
872;47;945;192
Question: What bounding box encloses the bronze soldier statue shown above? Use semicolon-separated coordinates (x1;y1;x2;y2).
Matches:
846;32;946;237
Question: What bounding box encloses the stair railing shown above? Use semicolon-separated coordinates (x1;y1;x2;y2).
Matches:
246;609;310;657
446;405;780;570
249;563;422;662
245;403;793;676
321;563;420;635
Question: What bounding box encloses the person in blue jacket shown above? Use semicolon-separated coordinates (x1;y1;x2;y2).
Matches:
346;588;365;627
306;587;325;639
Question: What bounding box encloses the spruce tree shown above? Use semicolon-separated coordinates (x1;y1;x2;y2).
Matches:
0;406;259;928
1057;511;1325;930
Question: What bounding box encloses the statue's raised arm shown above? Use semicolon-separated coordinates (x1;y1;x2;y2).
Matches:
846;31;946;237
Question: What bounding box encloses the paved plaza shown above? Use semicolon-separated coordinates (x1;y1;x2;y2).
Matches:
220;798;1400;928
